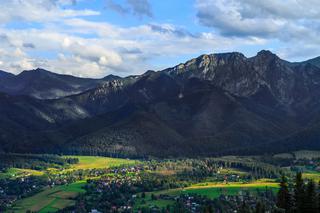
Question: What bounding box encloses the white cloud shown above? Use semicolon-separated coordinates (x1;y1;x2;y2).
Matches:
4;0;315;77
195;0;320;60
0;0;99;24
50;55;105;77
195;0;320;39
0;9;261;78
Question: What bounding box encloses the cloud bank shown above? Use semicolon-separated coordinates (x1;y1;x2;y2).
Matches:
0;0;319;77
195;0;320;58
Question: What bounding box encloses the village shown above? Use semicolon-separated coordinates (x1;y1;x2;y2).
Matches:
0;153;319;212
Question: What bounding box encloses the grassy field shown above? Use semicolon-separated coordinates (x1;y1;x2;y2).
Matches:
302;172;320;182
218;168;248;175
0;156;139;178
65;155;139;170
0;168;44;179
178;182;279;199
134;181;279;210
134;196;175;211
10;181;86;213
155;181;279;198
8;156;140;212
0;155;139;178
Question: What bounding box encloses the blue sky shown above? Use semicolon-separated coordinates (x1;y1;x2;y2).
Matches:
0;0;319;77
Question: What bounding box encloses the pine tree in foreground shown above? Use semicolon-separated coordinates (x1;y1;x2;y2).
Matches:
304;180;318;213
277;175;292;212
294;172;305;213
255;201;266;213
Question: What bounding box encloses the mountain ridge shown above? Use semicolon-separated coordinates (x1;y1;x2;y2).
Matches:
0;50;320;157
0;68;121;99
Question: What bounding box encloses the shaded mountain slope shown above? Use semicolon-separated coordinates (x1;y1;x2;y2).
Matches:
1;50;320;157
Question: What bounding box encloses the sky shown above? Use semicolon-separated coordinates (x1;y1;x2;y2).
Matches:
0;0;320;78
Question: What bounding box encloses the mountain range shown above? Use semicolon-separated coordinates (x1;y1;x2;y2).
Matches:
0;50;320;157
0;68;120;99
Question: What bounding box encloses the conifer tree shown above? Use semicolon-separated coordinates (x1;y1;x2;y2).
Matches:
255;201;266;213
318;181;320;212
277;175;292;212
239;201;251;213
294;172;305;213
304;180;317;213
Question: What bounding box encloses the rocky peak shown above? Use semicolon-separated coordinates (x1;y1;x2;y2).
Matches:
212;52;246;61
253;50;281;64
256;49;276;57
164;52;247;79
163;50;307;105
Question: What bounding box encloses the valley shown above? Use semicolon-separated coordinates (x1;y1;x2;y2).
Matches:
1;0;320;212
0;151;318;212
1;51;320;212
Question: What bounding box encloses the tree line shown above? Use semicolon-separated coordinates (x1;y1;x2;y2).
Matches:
0;153;79;170
277;172;320;213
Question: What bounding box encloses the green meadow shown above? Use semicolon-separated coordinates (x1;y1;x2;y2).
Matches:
302;171;320;182
179;182;279;199
65;155;139;170
161;181;279;199
8;155;139;212
134;181;280;210
0;168;44;179
10;181;86;213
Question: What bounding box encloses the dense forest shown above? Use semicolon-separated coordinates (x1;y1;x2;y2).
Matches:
276;173;320;213
0;154;78;170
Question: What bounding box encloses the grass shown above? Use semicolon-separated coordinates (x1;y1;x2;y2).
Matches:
8;155;140;212
134;181;279;210
303;172;320;182
179;182;279;199
0;168;44;179
134;194;175;211
218;168;248;175
0;156;139;177
10;181;86;213
156;181;278;199
65;155;139;170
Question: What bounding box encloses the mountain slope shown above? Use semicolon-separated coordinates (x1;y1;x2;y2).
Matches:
0;50;320;157
59;78;299;157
